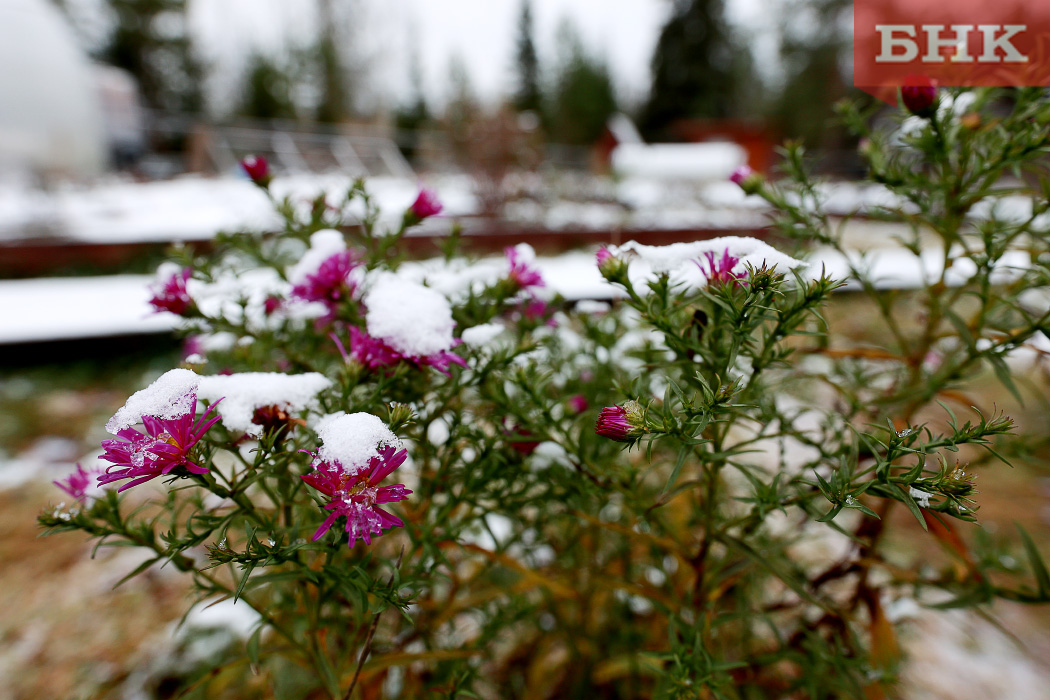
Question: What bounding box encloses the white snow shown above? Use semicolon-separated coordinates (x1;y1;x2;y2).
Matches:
610;236;806;291
0;274;176;344
196;372;332;437
909;487;933;508
611;142;747;181
314;412;401;475
365;273;456;357
460;323;506;347
106;368;200;433
286;229;346;284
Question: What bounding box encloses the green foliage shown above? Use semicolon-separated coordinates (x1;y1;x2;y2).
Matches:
240;54;298;121
99;0;202;112
513;0;543;117
548;21;618;145
39;88;1050;698
639;0;745;138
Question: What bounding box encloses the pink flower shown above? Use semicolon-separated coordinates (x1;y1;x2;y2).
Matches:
301;444;412;547
407;188;443;222
149;267;194;316
901;75;938;117
291;251;359;311
520;298;558;327
595;401;646;442
506;246;544;290
697;249;747;287
54;463;107;503
241;155;271;185
567;395;589;414
332;327;467;376
97;396;222;492
263;295;284;316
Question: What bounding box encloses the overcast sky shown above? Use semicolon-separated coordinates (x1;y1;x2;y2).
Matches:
186;0;776;114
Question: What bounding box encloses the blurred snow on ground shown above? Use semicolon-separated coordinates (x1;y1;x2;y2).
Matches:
900;606;1050;700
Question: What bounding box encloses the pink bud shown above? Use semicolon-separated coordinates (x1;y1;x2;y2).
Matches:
730;165;754;186
408;188;443;221
241;155;271;185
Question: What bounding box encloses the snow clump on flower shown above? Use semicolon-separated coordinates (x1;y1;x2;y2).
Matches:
608;237;805;291
314;412;402;477
365;273;458;357
197;372;333;437
106;368;201;433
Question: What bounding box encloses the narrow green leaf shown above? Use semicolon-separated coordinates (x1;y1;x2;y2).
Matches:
1016;523;1050;595
235;562;257;601
113;556;160;589
893;483;928;532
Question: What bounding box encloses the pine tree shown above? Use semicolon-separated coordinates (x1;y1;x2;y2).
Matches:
513;0;543;116
771;0;854;150
240;54;297;121
549;22;618;146
100;0;202;112
640;0;737;139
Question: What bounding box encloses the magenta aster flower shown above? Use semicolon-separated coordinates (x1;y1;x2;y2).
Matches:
97;397;222;492
520;298;557;327
506;246;545;290
333;327;466;376
697;249;747;287
567;395;589;414
406;188;443;223
301;445;412;547
595;401;647;442
291;250;359;311
54;463;107;503
241;155;271;186
149;267;194;315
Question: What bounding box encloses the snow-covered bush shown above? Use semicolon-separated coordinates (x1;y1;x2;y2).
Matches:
41;88;1050;699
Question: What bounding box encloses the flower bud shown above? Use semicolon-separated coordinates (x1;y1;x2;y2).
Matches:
595;400;647;442
241;155;272;187
729;165;764;195
901;75;938;118
596;246;629;284
405;187;443;225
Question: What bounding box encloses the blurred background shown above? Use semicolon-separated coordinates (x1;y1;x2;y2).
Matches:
1;1;1049;698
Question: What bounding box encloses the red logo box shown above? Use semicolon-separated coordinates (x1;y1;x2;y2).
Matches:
854;0;1050;103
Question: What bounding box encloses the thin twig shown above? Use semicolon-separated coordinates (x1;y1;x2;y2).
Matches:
342;545;405;700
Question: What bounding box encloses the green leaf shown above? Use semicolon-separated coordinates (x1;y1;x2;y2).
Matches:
112;556;160;589
893;483;928;532
235;562;257;601
1016;523;1050;596
246;626;262;668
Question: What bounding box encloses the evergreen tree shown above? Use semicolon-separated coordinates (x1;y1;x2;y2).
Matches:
100;0;203;112
315;0;348;123
395;33;430;162
640;0;738;139
771;0;854;150
549;22;618;146
240;54;298;121
513;0;543;116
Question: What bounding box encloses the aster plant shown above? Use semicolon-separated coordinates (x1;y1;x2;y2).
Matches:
39;89;1050;700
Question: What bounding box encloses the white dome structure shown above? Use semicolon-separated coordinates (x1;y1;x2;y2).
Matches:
0;0;106;178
